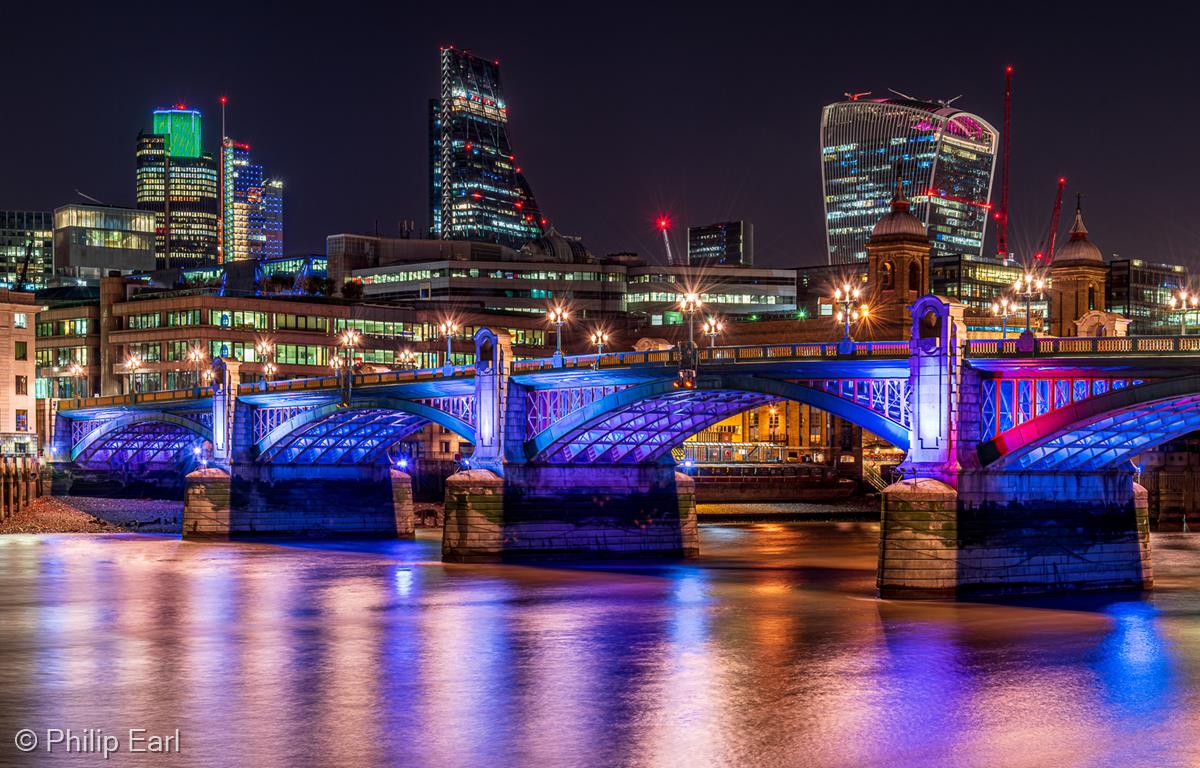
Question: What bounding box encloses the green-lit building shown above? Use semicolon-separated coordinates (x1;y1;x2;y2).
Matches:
136;105;220;268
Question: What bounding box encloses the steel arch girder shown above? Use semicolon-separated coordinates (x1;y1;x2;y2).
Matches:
70;411;213;463
523;374;910;464
253;396;477;462
980;376;1200;470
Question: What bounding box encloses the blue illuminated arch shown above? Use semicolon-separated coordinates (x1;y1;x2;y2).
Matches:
525;374;910;464
981;377;1200;470
71;412;212;463
255;397;477;464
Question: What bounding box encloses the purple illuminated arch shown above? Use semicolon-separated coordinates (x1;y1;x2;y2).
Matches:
980;377;1200;471
72;412;212;469
525;375;910;464
255;398;476;465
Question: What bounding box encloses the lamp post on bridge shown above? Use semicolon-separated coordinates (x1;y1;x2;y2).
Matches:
397;348;418;370
990;296;1017;341
1169;290;1198;335
187;345;206;393
832;282;868;354
123;354;143;395
255;340;275;385
702;317;724;349
439;321;459;376
338;329;360;403
589;329;608;369
65;362;84;399
1014;272;1044;351
547;307;568;368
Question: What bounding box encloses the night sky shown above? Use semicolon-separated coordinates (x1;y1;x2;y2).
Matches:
3;5;1198;270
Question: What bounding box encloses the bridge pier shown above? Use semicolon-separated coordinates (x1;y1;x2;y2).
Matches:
442;465;698;562
183;464;414;540
878;471;1152;598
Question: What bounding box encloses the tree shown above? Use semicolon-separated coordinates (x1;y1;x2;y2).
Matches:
340;279;364;301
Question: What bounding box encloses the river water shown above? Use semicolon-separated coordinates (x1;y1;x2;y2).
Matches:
1;523;1199;767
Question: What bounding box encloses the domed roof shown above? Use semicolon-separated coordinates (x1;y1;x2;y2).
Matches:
520;226;595;264
1053;204;1103;264
871;179;928;240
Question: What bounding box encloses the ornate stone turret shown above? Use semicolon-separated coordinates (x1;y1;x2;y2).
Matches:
867;177;932;326
1048;196;1108;336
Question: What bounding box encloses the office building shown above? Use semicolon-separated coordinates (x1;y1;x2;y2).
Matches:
430;46;546;248
820;96;998;266
326;234;518;288
136;105;220;268
1107;258;1188;335
53;205;156;278
0;290;37;454
221;138;284;262
626;265;797;323
0;211;53;289
688;221;754;266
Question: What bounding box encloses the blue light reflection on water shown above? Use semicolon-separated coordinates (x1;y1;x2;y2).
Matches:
2;526;1200;767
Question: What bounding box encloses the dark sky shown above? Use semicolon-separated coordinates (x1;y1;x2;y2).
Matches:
4;4;1199;270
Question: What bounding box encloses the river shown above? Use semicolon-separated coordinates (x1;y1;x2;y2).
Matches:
1;522;1198;767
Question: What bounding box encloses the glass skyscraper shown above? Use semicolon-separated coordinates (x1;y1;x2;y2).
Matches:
0;211;53;289
430;46;546;249
221;138;284;262
136;105;219;268
820;97;998;266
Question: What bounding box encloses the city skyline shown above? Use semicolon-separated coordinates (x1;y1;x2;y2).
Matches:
2;6;1198;270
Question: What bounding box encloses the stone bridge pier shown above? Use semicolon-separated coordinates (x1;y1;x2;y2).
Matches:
877;296;1152;598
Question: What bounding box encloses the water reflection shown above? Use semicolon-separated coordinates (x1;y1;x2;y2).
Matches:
0;525;1198;766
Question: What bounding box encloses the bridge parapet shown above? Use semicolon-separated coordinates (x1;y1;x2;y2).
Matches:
967;335;1200;356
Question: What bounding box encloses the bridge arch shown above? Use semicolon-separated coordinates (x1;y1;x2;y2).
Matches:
71;412;213;467
980;376;1200;471
525;374;910;464
255;397;477;465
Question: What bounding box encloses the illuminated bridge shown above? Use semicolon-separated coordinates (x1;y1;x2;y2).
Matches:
48;296;1200;598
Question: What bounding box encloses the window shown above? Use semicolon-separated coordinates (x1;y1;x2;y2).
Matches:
128;312;161;330
15;410;28;432
908;262;920;292
14;341;26;361
14;376;27;395
880;261;895;290
13;313;27;329
167;309;201;327
440;441;451;454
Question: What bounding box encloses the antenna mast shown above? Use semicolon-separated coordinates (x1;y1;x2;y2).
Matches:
995;66;1012;260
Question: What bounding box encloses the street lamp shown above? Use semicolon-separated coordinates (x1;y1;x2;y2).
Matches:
263;362;277;382
338;329;360;402
186;345;206;391
832;282;866;349
1169;290;1199;335
990;296;1017;340
589;328;609;369
679;292;702;348
1013;273;1045;334
397;348;418;370
702;317;724;348
438;320;459;375
547;306;568;366
255;340;274;384
65;362;84;398
123;354;142;395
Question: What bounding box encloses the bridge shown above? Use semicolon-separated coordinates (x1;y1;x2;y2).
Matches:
47;296;1200;598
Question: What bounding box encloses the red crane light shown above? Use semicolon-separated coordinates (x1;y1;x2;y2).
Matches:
656;215;671;231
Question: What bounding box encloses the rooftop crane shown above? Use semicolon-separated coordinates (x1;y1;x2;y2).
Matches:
16;241;34;290
656;215;675;266
994;66;1013;260
1035;177;1067;263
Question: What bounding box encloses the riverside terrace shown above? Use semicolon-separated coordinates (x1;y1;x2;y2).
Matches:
45;295;1200;599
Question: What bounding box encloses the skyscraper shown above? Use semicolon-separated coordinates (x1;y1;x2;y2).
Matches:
136;104;220;268
820;97;998;266
430;46;546;249
0;211;53;289
221;138;285;262
687;221;754;266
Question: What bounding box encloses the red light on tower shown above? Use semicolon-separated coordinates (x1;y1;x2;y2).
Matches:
220;95;227;105
656;215;671;231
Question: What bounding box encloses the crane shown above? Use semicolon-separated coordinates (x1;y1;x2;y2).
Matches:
1035;177;1067;263
994;66;1013;260
16;240;34;290
656;214;675;266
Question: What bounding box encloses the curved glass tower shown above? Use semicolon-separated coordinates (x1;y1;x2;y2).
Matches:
820;98;998;266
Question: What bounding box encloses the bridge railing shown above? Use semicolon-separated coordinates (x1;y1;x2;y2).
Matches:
967;335;1200;356
57;387;206;411
509;341;910;372
237;364;477;395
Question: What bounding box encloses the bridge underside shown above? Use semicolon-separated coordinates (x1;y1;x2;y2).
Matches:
257;408;433;465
